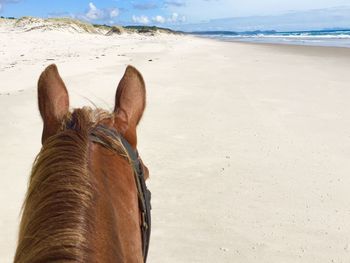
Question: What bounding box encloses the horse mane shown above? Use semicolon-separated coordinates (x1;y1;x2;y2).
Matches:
14;107;125;263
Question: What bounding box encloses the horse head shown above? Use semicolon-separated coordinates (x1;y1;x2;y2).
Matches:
15;64;151;263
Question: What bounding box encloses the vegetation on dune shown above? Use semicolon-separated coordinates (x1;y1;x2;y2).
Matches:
124;25;180;34
0;16;16;19
93;23;113;32
1;16;181;35
48;17;97;32
105;26;125;35
14;16;98;33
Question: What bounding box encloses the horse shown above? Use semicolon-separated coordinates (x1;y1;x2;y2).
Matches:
14;64;151;263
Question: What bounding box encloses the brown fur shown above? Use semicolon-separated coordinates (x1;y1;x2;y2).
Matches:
14;64;147;263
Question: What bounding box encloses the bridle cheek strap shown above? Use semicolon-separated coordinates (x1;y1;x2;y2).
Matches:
90;125;151;262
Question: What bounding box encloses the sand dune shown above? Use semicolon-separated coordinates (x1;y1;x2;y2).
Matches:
1;21;350;262
0;17;178;35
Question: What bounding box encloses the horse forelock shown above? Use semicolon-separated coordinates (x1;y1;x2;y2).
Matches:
14;107;128;263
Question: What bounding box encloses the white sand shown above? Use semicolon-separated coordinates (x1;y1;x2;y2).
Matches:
1;26;350;263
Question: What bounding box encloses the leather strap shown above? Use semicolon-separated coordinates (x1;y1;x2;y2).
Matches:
89;125;151;262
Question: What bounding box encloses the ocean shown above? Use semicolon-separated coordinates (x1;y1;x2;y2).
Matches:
192;29;350;48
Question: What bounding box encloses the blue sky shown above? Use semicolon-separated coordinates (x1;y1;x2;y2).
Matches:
1;0;350;31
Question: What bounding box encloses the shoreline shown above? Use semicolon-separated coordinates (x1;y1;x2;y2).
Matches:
191;34;350;59
192;34;350;49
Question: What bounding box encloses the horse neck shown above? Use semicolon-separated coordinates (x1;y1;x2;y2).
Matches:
89;142;143;262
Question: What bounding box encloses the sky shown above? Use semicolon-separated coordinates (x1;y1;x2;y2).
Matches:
1;0;350;31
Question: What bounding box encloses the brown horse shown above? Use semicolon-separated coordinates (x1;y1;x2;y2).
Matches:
14;64;151;263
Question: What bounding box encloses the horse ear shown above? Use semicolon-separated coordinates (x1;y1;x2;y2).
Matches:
114;65;146;148
38;64;69;144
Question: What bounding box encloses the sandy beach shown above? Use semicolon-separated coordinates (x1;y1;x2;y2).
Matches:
1;22;350;263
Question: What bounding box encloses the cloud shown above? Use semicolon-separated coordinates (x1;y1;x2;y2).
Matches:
152;15;166;23
168;12;178;22
109;8;119;18
46;2;119;24
164;0;186;7
132;15;150;24
86;2;104;20
177;6;350;32
167;12;186;22
133;12;186;25
133;2;158;10
84;2;119;21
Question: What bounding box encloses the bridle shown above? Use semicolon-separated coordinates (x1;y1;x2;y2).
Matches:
89;124;151;262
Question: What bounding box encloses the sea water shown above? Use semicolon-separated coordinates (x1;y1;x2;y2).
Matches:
193;30;350;48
